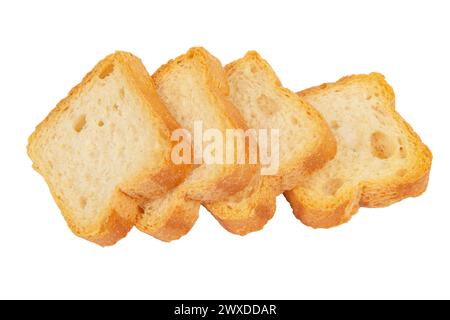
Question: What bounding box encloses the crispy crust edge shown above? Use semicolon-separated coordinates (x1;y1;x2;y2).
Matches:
135;198;200;242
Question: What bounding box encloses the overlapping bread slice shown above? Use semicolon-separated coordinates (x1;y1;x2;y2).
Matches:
285;73;432;228
135;48;259;241
27;52;191;246
204;52;337;235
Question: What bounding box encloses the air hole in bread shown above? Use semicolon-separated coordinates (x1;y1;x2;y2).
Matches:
324;178;343;195
398;138;406;158
99;63;114;79
97;98;102;105
257;94;278;115
79;197;87;209
399;146;406;158
330;120;340;130
48;161;53;169
397;169;407;177
250;65;258;74
371;131;395;159
97;120;104;127
119;87;125;99
291;117;299;125
366;95;372;100
113;104;122;116
73;114;87;132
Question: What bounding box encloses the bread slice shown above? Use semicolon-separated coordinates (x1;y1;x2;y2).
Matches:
284;73;432;228
204;51;337;235
27;51;191;246
136;48;259;241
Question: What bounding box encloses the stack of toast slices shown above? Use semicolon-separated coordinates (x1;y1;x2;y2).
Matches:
27;48;432;246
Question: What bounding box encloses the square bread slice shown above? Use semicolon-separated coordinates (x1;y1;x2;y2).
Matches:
284;73;432;228
27;52;191;246
135;47;259;241
204;51;337;235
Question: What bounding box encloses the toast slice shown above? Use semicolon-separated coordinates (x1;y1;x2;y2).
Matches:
284;73;432;228
136;48;259;241
204;52;337;235
27;52;191;246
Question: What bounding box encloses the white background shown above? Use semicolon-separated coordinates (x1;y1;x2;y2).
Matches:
1;0;449;300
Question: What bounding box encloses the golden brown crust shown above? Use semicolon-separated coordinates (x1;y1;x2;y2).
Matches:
360;168;431;207
204;175;279;235
301;112;338;175
123;164;192;203
285;73;432;229
297;73;395;104
206;179;277;235
136;198;200;242
224;51;283;87
84;191;139;246
212;201;276;236
285;187;361;228
287;167;431;229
